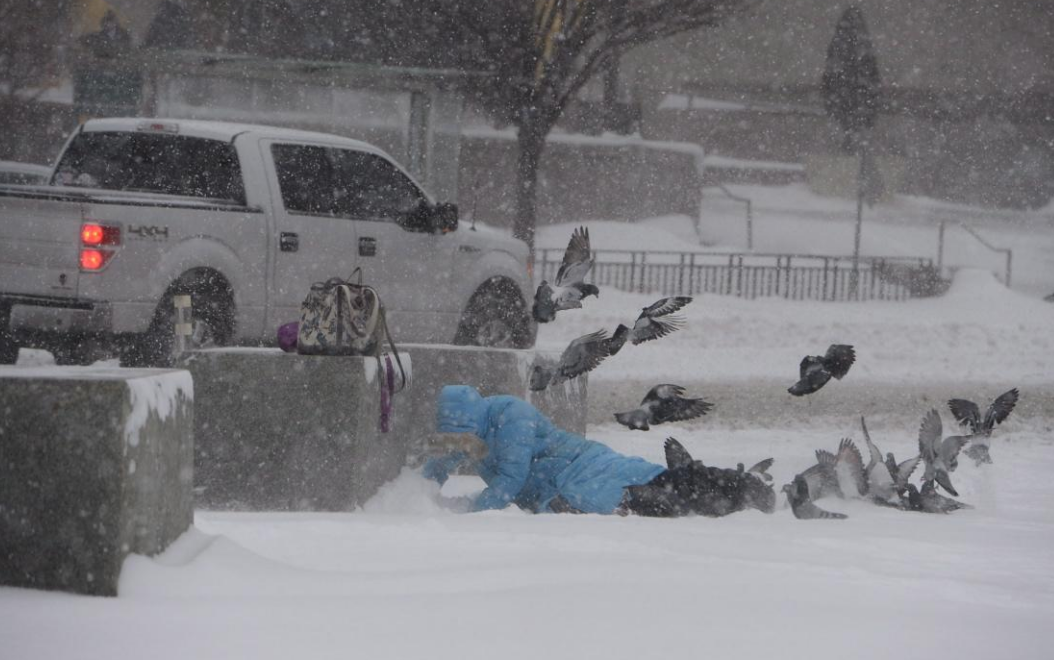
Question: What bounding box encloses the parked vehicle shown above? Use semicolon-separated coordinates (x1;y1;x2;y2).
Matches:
0;118;535;365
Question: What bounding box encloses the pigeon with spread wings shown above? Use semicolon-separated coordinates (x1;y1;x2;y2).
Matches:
787;344;855;396
918;409;969;497
614;384;714;431
529;329;612;391
603;296;692;356
860;416;920;505
948;388;1019;465
532;226;598;323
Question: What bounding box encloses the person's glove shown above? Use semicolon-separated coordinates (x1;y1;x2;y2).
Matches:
421;451;469;486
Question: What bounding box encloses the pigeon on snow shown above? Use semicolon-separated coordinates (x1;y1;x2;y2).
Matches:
604;296;693;356
905;481;973;514
625;437;776;516
793;438;866;502
948;388;1019;465
782;474;848;520
532;226;598;323
860;416;920;503
917;409;969;497
529;329;612;391
614;384;714;430
787;344;856;396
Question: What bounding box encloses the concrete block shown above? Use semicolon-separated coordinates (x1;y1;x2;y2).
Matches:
178;349;409;511
181;346;589;510
0;366;193;597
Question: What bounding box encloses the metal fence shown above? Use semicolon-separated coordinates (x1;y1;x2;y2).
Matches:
535;249;940;302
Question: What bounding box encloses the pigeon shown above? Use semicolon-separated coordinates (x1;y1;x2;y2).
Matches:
883;451;922;497
906;481;973;514
787;344;856;396
795;438;866;501
860;416;920;503
529;329;612;391
782;474;848;520
917;409;969;497
600;297;692;357
620;437;775;516
627;296;692;345
614;384;714;430
948;388;1019;465
532;226;598;323
663;438;774;483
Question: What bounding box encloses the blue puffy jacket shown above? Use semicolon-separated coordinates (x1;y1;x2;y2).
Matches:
428;385;665;514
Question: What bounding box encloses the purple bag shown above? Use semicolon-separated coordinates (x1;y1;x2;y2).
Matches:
278;322;299;353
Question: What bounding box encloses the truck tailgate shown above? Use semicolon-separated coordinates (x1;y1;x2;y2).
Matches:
0;189;82;298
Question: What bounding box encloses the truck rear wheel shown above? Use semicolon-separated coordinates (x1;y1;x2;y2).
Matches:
454;279;534;349
122;273;234;367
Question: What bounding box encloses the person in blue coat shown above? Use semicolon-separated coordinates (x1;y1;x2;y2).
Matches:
423;385;776;517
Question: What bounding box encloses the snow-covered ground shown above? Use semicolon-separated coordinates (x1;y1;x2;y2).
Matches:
3;187;1053;659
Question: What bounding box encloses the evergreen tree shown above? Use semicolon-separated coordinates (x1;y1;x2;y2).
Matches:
821;5;882;153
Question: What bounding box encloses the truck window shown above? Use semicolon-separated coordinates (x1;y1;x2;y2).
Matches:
271;144;340;216
54;131;246;205
330;150;425;221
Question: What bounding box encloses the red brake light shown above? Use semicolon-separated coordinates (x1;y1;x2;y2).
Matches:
80;249;106;270
81;223;120;246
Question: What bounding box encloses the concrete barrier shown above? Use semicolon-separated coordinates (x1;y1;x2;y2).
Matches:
0;366;193;597
179;345;587;511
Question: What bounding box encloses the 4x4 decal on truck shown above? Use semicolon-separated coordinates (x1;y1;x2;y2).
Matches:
127;224;169;240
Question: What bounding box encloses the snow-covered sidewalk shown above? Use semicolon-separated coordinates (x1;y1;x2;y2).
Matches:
3;270;1053;660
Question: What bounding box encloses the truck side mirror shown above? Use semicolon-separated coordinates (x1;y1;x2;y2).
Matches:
434;202;458;233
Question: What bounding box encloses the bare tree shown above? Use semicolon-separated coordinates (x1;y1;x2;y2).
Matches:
0;0;72;103
439;0;758;259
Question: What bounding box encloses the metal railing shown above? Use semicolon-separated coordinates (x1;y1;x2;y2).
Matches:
937;221;1013;287
536;249;940;301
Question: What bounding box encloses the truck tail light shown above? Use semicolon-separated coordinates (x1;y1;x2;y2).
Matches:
81;223;121;246
80;222;120;271
80;249;114;271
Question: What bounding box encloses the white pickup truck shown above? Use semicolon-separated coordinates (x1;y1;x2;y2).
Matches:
0;118;535;364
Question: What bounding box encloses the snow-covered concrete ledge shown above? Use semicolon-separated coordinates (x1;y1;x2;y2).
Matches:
0;367;193;597
179;346;585;512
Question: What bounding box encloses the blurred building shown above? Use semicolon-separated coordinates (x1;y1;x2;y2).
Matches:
625;0;1054;209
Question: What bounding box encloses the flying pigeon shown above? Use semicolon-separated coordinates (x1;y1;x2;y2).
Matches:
782;474;848;520
529;329;612;391
948;388;1019;465
532;226;598;323
599;296;692;357
614;384;714;430
860;416;920;503
905;481;973;514
917;409;969;497
787;344;856;396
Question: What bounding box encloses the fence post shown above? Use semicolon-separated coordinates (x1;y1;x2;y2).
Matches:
937;221;945;273
822;258;830;301
638;252;647;293
736;255;744;297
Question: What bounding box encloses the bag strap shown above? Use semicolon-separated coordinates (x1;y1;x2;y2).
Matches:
347;267;364;286
378;309;408;393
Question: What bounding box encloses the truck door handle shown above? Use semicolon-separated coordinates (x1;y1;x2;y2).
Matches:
280;232;299;252
359;236;377;257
